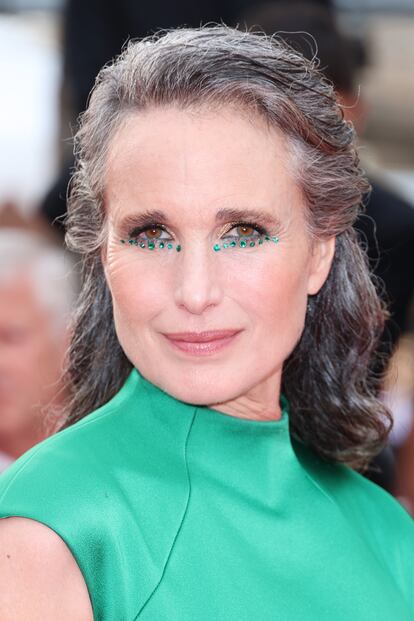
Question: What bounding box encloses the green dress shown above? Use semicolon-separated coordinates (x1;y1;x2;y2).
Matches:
0;368;413;620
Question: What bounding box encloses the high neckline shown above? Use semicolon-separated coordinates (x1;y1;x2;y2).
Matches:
195;395;289;429
131;367;289;431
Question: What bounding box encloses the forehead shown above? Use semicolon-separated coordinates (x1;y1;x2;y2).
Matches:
104;106;304;223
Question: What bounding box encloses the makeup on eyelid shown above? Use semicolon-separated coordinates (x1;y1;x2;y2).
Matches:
119;221;280;252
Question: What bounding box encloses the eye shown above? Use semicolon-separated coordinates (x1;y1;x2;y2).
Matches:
213;221;279;252
223;222;266;240
120;223;181;251
129;225;171;241
235;225;258;238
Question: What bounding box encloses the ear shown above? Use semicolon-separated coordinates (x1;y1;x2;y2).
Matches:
307;236;336;295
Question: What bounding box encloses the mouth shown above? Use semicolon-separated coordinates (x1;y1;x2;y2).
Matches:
162;329;242;356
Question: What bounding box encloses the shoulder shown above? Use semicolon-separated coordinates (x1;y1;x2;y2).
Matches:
0;388;135;619
0;517;93;620
0;374;135;504
0;375;140;540
294;439;414;604
294;438;414;533
0;404;116;500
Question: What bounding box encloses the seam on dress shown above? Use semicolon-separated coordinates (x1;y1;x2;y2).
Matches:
132;407;197;620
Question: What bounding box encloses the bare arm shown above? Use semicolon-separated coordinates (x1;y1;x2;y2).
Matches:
0;517;93;621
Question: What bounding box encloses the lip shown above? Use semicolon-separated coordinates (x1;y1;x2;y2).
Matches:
162;329;242;356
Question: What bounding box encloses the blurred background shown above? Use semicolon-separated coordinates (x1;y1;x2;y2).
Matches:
0;0;413;511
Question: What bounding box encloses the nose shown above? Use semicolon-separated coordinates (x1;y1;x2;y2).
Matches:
173;243;222;315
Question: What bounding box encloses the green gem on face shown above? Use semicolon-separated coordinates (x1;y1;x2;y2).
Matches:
210;233;281;252
122;238;180;251
121;233;280;253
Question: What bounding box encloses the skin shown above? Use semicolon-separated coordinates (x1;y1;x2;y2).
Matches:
0;279;87;619
0;276;68;459
0;517;92;621
0;106;335;618
102;106;335;421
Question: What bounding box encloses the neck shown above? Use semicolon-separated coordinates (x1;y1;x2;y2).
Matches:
209;374;283;422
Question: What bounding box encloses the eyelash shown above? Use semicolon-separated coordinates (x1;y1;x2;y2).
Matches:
127;221;268;242
128;223;171;241
223;221;268;239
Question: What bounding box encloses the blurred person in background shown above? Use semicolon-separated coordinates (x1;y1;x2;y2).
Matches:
0;225;77;472
241;0;414;497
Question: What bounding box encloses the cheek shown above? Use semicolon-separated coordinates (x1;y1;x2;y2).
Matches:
105;249;171;329
224;250;309;344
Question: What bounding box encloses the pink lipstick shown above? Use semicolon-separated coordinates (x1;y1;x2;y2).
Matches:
162;329;241;356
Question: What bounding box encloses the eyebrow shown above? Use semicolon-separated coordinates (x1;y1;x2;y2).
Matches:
215;208;281;229
118;207;281;232
118;210;172;232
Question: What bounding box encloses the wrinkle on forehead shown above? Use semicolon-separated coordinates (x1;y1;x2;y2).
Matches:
104;105;304;233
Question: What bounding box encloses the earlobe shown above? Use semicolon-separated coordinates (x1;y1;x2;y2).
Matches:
307;236;336;295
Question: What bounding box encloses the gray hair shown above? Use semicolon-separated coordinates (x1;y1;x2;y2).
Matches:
0;229;78;335
64;26;390;469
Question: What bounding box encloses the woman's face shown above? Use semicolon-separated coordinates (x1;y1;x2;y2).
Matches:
102;106;334;413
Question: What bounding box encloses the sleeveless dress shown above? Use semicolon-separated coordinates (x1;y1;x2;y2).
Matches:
0;368;413;620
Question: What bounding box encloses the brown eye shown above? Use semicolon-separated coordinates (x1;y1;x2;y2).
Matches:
237;225;254;237
145;227;163;239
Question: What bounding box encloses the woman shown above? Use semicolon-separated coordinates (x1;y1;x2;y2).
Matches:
0;26;413;620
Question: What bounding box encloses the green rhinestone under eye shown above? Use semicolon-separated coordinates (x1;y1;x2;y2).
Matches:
211;233;281;252
159;241;165;249
176;245;182;252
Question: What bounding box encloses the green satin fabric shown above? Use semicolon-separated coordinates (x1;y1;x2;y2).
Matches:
0;368;413;620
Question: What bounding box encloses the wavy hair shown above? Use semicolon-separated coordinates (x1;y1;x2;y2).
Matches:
63;26;391;469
